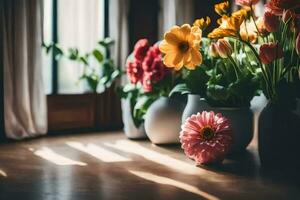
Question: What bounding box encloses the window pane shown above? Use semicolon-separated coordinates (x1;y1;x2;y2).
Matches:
57;0;104;94
42;0;53;94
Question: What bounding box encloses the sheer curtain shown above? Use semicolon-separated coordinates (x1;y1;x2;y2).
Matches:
2;0;47;139
158;0;195;40
57;0;104;93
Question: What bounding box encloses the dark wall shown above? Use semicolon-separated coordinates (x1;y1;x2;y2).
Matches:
128;0;159;51
0;0;5;141
194;0;225;33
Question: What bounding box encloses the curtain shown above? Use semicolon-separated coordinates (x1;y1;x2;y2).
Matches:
158;0;195;40
2;0;47;139
109;0;129;71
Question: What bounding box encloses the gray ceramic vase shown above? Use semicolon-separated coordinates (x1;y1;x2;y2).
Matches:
182;94;253;154
144;97;185;144
121;99;147;139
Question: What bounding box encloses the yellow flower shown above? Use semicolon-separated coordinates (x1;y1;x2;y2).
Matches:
232;8;250;20
159;24;202;70
214;1;230;16
193;16;211;30
208;11;246;39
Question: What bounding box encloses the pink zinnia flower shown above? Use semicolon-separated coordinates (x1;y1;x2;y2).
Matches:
180;111;233;165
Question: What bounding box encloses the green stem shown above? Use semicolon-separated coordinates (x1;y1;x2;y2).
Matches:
228;56;240;80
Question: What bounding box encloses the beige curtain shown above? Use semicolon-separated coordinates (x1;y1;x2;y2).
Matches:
2;0;47;139
158;0;195;40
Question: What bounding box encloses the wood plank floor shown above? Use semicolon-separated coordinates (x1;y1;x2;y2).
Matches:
0;131;299;200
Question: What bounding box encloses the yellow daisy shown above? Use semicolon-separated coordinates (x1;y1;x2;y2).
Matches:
159;24;202;70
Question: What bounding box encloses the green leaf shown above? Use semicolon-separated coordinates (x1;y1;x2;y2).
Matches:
169;83;191;97
52;44;64;60
98;37;114;47
68;48;79;60
93;49;104;63
79;56;89;66
133;96;155;122
185;65;209;96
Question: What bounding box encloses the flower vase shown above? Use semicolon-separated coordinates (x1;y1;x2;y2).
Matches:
258;99;300;169
121;99;147;139
182;94;253;154
144;97;185;144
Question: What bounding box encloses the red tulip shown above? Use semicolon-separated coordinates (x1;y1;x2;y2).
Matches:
265;0;300;16
215;39;233;58
209;43;219;57
296;32;300;56
264;12;280;32
259;43;284;65
282;9;295;23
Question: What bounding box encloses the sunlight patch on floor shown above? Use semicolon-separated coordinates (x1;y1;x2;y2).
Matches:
30;147;87;166
66;141;131;163
129;170;220;200
104;140;206;175
0;169;7;177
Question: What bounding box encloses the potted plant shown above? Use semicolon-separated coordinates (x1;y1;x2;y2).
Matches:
206;0;300;168
118;39;184;141
42;38;120;93
159;5;261;153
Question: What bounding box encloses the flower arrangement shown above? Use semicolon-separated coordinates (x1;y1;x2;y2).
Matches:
208;0;300;103
159;0;300;164
161;0;300;107
119;39;180;127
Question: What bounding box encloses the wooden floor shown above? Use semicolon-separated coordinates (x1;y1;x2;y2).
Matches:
0;132;299;200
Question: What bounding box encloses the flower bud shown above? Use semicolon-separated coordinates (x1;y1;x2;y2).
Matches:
282;9;295;23
264;12;280;32
296;32;300;56
216;39;233;58
209;43;219;57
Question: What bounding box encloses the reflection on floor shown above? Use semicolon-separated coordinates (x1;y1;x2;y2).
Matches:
66;141;131;163
129;170;220;200
30;147;87;166
0;131;299;200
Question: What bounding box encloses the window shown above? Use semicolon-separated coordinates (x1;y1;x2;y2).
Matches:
43;0;105;94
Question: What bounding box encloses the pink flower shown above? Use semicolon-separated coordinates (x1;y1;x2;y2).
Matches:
215;39;233;58
265;0;300;16
235;0;259;7
126;60;143;84
296;32;300;56
264;12;280;32
259;43;284;65
133;39;150;61
180;111;233;165
142;72;153;92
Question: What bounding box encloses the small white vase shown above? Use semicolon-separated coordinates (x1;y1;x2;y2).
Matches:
144;97;185;144
121;99;147;139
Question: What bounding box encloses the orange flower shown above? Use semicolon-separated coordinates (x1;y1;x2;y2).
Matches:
208;13;245;38
159;24;202;70
240;20;258;43
193;17;211;30
215;1;230;16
